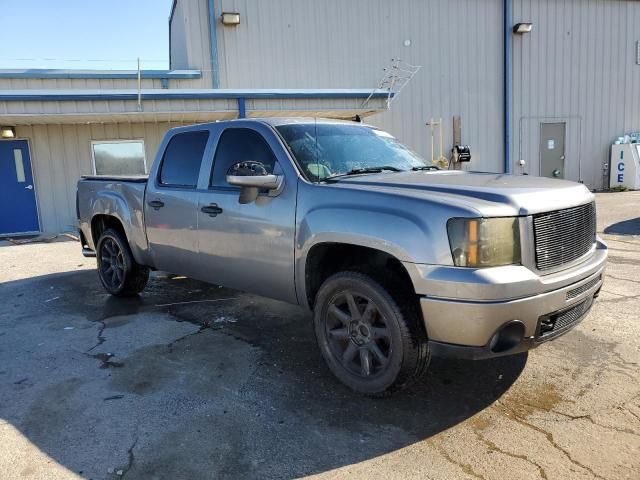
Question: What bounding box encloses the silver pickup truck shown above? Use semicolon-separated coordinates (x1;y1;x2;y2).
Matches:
77;118;607;395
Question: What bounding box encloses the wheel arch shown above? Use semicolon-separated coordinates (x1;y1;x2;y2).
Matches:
301;241;417;310
90;212;149;266
91;214;127;246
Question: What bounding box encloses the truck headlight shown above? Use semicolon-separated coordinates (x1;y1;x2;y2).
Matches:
447;217;521;267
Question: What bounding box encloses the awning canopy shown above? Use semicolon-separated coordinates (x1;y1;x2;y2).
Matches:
0;88;391;125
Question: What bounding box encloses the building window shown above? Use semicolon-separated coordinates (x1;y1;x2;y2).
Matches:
91;140;147;176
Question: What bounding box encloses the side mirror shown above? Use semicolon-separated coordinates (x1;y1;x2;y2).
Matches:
226;161;284;204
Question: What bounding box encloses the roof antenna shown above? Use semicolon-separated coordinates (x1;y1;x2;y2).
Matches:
362;58;422;110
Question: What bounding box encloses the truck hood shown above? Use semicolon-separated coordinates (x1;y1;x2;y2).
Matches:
331;170;594;216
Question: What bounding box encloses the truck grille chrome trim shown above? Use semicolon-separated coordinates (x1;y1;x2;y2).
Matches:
566;275;601;300
538;296;594;338
533;202;596;271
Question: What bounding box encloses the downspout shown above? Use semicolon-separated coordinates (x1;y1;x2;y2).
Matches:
504;0;511;174
237;97;246;118
207;0;220;88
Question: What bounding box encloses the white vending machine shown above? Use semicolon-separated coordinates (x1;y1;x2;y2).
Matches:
610;143;640;189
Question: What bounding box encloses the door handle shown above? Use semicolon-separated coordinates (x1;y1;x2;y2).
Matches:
201;204;223;217
148;200;165;210
25;185;33;190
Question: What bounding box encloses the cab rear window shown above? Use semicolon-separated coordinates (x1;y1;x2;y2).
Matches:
159;131;210;188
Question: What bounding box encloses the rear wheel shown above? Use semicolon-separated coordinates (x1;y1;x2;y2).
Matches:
96;228;149;296
313;271;430;396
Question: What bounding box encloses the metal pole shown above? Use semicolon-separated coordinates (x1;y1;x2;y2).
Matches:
438;118;444;162
137;58;142;111
428;119;435;164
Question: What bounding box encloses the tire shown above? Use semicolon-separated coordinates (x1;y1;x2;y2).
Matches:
313;271;430;396
96;228;149;297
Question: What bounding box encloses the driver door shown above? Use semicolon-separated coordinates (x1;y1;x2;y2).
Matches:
194;125;298;303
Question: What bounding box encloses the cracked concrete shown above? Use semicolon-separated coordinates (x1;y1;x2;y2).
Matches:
1;191;639;479
117;436;138;480
86;321;106;353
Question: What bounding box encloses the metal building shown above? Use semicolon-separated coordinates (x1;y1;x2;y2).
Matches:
510;0;640;188
1;0;638;235
185;0;638;187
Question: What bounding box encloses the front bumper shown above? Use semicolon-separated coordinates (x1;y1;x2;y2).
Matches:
411;240;607;359
427;292;597;360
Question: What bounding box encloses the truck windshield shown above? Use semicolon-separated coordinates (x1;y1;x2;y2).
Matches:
275;123;428;182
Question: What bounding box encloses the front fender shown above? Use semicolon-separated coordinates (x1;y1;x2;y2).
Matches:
298;206;434;262
295;204;452;307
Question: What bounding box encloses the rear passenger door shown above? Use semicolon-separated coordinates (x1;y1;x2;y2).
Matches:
195;124;298;303
145;130;210;276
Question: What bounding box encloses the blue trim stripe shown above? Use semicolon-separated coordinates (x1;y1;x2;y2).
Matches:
504;0;511;174
0;89;391;102
207;0;220;88
237;97;246;118
0;69;201;80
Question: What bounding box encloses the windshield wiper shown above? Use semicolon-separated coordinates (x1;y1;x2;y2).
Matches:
325;166;403;181
411;165;440;171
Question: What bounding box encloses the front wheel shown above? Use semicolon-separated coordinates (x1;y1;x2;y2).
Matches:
96;228;149;297
313;271;430;396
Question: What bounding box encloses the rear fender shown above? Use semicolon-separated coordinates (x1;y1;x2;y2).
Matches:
89;190;150;266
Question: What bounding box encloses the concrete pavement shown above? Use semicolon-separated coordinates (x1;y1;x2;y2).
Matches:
0;191;638;479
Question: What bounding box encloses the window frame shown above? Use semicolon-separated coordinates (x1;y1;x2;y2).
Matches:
156;130;211;190
208;126;281;191
90;139;147;176
271;126;310;182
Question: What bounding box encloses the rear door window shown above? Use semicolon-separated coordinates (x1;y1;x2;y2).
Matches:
159;131;210;188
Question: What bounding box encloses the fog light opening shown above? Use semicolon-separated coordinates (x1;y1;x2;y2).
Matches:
489;321;525;353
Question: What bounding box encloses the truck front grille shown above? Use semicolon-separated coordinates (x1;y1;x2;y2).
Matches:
533;202;596;271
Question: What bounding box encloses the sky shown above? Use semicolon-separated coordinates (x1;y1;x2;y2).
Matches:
0;0;173;70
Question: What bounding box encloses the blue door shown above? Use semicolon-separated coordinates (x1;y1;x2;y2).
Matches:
0;140;40;235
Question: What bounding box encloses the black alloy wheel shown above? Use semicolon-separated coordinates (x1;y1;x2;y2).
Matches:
99;237;126;291
313;271;430;396
324;290;392;378
96;228;149;297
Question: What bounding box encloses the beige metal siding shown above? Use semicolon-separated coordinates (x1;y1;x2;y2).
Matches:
511;0;640;189
0;77;205;90
13;122;188;233
170;0;190;70
0;78;164;90
212;0;505;171
169;0;214;88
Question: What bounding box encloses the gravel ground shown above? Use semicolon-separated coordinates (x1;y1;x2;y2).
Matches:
0;191;638;480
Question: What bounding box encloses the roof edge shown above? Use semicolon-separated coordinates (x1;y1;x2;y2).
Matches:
0;69;201;80
0;88;392;102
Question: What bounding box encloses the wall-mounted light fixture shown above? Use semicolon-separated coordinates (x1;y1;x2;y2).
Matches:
513;23;533;34
1;126;16;139
221;12;240;26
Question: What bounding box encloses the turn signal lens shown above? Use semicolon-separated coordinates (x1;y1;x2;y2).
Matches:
447;217;521;267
